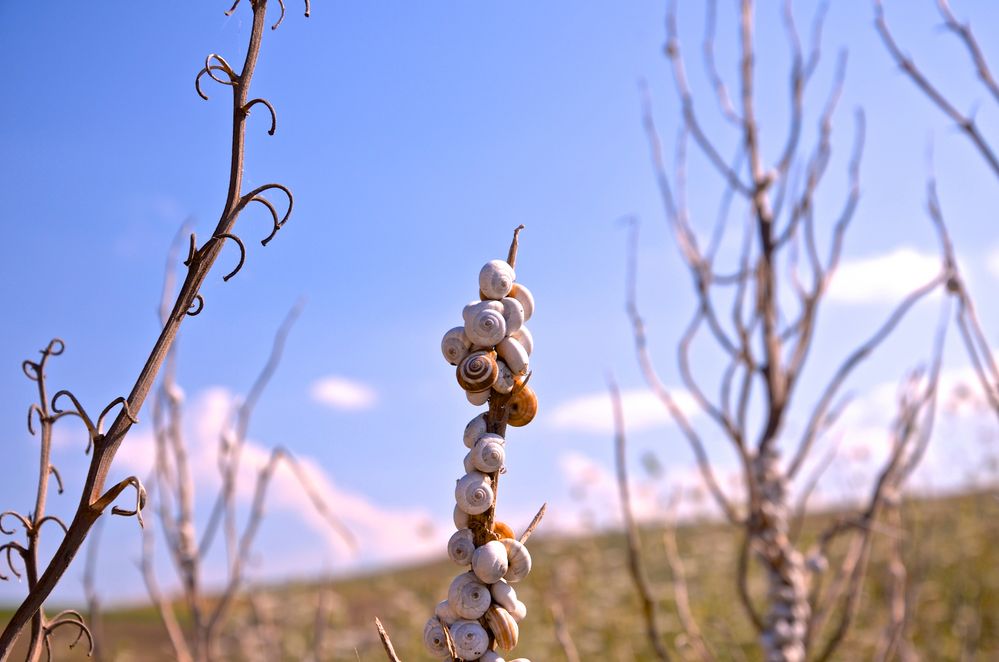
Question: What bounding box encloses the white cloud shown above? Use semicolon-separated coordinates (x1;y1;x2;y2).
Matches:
549;387;700;434
309;376;377;411
827;247;940;304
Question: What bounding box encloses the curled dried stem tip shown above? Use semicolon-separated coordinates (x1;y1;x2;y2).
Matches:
374;617;402;662
92;476;147;529
507;224;526;268
0;542;27;580
519;502;547;543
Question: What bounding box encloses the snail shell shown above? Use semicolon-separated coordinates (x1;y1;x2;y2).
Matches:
435;599;459;626
463;451;476;474
492;521;515;539
508;599;528;622
500;297;525;336
442;326;472;366
463;299;503;325
502;538;533;582
471;539;509;584
453;504;470;529
496;337;529;375
463;413;488;449
480;652;505;662
492;360;516;394
509;284;534;321
455;471;494;515
471;434;505;473
457;351;499;392
510;325;533;356
479;260;516;300
448;528;475;566
507;386;537;427
485;606;520;651
490;579;518;612
423;617;451;659
448;572;491;620
466;389;490;406
451;619;490;661
465;306;507;347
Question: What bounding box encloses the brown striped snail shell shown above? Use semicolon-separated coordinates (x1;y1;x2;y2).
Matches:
492;360;516;394
510;325;533;355
485;605;520;651
471;433;505;473
509;283;534;321
500;297;525;335
492;520;515;539
463;413;487;448
455;471;493;515
496;337;529;375
451;619;490;661
448;572;491;620
457;351;498;392
448;528;475;566
423;617;451;659
435;599;459;626
442;326;472;366
471;539;509;584
507;385;537;427
479;260;515;300
502;538;532;582
466;389;490;406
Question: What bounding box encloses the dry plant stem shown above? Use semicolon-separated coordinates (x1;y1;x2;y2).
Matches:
82;518;107;662
662;497;714;662
0;2;300;656
375;618;403;662
609;374;671;661
546;594;581;662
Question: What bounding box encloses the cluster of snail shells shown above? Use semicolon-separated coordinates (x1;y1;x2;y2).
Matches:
441;260;537;425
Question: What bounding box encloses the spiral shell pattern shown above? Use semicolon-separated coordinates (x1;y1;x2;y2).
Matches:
479;259;515;300
423;617;451;659
448;528;475;565
441;326;472;366
448;572;491;620
457;351;498;393
451;619;490;660
455;471;493;515
507;385;538;427
466;307;507;347
472;434;505;473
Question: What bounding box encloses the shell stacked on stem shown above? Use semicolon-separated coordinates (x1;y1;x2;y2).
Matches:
425;251;537;661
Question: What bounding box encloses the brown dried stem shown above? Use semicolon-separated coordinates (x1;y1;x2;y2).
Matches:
375;618;403;662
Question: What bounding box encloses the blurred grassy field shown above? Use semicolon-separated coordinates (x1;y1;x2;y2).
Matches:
3;489;996;660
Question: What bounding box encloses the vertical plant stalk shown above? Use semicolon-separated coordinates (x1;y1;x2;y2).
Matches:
0;1;306;656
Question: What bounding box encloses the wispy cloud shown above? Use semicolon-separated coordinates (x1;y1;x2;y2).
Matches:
827;247;940;304
309;376;378;411
549;387;699;434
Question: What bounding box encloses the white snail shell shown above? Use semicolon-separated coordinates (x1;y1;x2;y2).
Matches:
448;572;491;620
453;504;470;529
441;326;472;366
479;260;515;300
508;599;528;622
480;652;505;662
471;434;505;473
447;528;475;566
465;306;507;347
490;579;518;612
463;451;476;474
500;297;525;336
509;284;534;321
510;326;533;356
463;413;488;449
423;617;451;659
455;472;494;515
485;605;520;651
463;299;503;325
466;389;490;406
450;619;490;661
435;599;460;626
496;337;529;375
492;360;516;394
502;538;532;583
471;539;509;584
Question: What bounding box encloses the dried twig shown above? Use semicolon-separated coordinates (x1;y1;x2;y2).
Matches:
375;618;403;662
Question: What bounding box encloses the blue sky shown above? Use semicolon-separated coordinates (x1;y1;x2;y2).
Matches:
2;0;999;605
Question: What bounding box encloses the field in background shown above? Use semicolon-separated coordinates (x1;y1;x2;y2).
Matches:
4;490;996;661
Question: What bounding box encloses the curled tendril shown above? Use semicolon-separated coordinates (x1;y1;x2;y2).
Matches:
215;233;247;281
49;466;64;495
43;338;65;357
44;612;94;661
205;53;237;86
225;0;310;30
234;183;294;246
224;0;242;16
0;511;33;535
50;390;97;441
243;98;277;135
27;404;43;436
184;232;198;267
96;397;138;436
0;542;26;581
93;476;147;529
21;360;41;382
36;515;68;535
187;294;205;317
